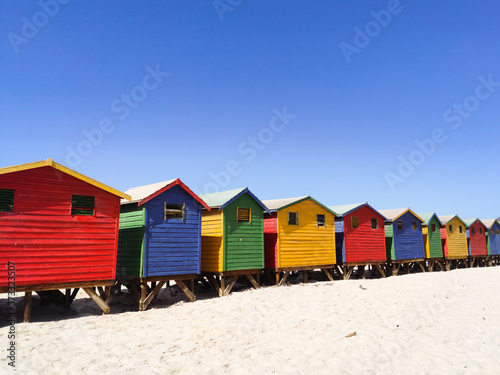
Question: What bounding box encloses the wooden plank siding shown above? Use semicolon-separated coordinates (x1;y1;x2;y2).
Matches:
263;212;278;268
422;217;443;259
441;217;468;259
385;212;425;261
0;166;121;288
486;222;500;256
117;204;145;277
201;210;224;272
340;206;386;263
223;194;264;271
467;220;487;257
142;185;202;277
275;199;335;268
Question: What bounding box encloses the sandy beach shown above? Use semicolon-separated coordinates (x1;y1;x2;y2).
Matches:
2;267;500;374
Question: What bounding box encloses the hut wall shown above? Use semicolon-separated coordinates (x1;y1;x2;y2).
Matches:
343;206;386;263
468;221;487;257
263;212;278;268
117;204;145;277
223;194;264;271
0;166;120;288
201;210;224;272
276;199;335;268
143;185;202;277
443;217;468;259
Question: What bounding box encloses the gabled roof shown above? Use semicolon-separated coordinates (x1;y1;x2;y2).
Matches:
438;215;467;226
463;218;486;228
378;208;424;222
481;219;500;229
263;196;337;215
198;187;270;213
0;158;131;200
417;212;443;226
122;178;210;209
329;202;387;220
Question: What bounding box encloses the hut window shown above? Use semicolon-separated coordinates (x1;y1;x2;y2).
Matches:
491;230;494;235
351;216;358;228
431;224;436;232
0;189;15;212
459;226;463;234
71;195;95;216
449;225;453;233
497;230;500;235
288;212;298;225
237;207;251;222
472;227;475;235
480;228;483;235
397;220;403;230
164;202;185;221
317;214;325;227
412;222;417;231
371;218;378;229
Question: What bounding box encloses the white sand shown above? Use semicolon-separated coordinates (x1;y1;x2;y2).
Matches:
2;267;500;374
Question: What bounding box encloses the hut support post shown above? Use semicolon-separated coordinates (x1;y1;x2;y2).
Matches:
140;281;167;310
223;275;239;296
375;265;386;278
417;262;426;273
279;272;290;286
82;287;110;314
321;268;334;282
359;265;366;279
174;280;196;302
244;273;259;289
23;291;33;323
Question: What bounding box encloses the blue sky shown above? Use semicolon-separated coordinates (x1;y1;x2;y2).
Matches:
1;0;499;219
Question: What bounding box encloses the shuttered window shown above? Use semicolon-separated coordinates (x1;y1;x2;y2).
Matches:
317;214;325;227
164;202;185;221
0;189;15;212
431;224;436;232
472;227;475;235
288;212;298;225
496;230;499;235
449;225;453;233
397;221;403;230
371;218;378;229
71;195;95;216
480;228;483;235
351;216;358;228
412;222;417;231
459;226;463;234
237;207;251;222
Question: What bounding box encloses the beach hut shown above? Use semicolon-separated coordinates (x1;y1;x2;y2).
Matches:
378;209;426;275
438;215;469;270
116;179;210;310
329;203;387;279
0;158;130;321
418;213;444;271
262;196;336;285
483;219;500;263
198;188;269;296
463;218;488;267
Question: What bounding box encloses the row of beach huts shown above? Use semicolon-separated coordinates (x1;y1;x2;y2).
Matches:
1;159;499;321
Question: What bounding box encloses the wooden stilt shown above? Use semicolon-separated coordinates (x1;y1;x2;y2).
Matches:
24;291;33;323
359;265;366;279
279;272;290;286
223;275;240;296
275;272;280;286
141;281;166;310
206;275;223;297
322;268;334;282
417;262;426;273
245;274;259;289
303;271;308;283
375;265;386;278
82;287;110;314
175;280;196;302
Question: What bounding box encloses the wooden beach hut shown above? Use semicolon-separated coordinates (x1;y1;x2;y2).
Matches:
483;219;500;263
262;196;336;285
417;213;444;271
198;188;269;296
378;208;426;275
464;218;488;267
116;179;210;310
0;158;130;321
438;215;469;270
329;203;387;279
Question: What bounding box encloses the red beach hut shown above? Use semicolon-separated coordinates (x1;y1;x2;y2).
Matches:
0;159;130;321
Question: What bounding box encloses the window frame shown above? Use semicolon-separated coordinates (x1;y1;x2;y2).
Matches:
288;211;298;226
71;195;95;216
371;218;378;230
431;224;436;232
351;216;359;228
0;189;15;213
412;221;417;231
397;220;403;230
164;202;186;221
449;225;453;233
316;214;326;228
